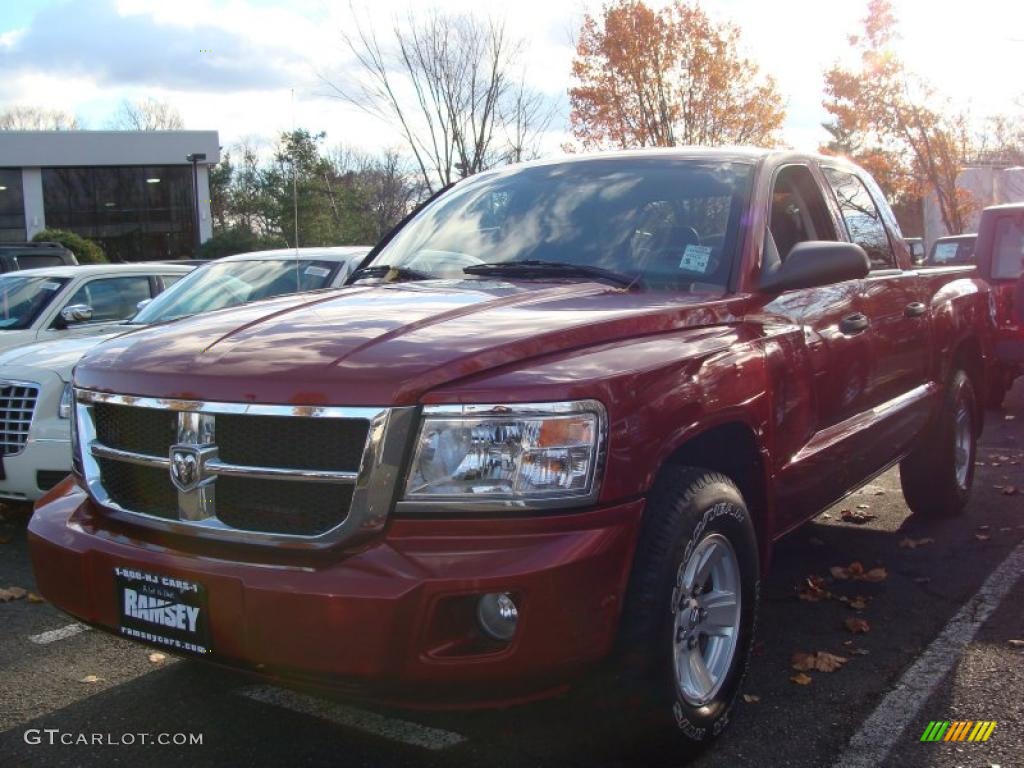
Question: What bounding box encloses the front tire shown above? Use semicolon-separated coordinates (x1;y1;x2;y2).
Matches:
900;369;977;517
615;467;759;759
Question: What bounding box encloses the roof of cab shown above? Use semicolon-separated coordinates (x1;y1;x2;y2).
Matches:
0;262;195;279
219;246;371;263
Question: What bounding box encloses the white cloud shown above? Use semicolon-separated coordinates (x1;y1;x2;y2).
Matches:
0;0;1021;158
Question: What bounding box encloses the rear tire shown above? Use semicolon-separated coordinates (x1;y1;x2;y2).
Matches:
613;467;759;761
900;370;977;517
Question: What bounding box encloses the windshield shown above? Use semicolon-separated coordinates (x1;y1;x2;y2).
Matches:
991;217;1024;280
371;157;754;291
928;237;976;266
0;275;68;330
130;258;340;325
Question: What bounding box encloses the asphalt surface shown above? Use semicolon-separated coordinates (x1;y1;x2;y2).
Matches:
2;388;1023;768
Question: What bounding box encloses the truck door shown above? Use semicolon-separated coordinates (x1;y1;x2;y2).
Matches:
821;166;932;473
762;164;871;527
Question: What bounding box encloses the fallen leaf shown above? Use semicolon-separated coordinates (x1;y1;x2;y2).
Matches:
848;596;869;610
790;672;813;686
0;586;26;602
1006;414;1016;420
792;651;848;672
899;537;935;550
26;592;44;604
856;503;870;510
844;617;871;634
1001;485;1018;496
148;652;166;664
874;490;886;496
79;675;102;684
841;509;878;525
1000;527;1013;533
978;525;991;531
851;648;871;656
975;533;992;542
742;694;761;703
797;575;830;602
861;567;888;582
1008;640;1024;648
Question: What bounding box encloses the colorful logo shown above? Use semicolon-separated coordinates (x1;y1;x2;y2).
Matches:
920;720;997;742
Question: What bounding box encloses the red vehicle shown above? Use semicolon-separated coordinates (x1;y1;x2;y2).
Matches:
29;149;992;756
974;203;1024;407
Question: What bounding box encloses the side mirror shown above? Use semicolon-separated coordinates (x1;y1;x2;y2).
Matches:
760;241;870;293
136;298;152;312
60;304;94;325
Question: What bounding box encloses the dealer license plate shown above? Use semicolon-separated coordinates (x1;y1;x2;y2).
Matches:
114;567;211;655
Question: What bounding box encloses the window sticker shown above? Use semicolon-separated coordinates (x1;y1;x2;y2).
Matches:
679;244;712;273
304;266;330;278
41;281;62;291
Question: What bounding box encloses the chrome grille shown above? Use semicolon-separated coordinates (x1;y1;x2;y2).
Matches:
0;381;39;456
74;390;416;549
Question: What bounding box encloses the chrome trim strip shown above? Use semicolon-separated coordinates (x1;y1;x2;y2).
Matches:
76;389;384;421
204;460;359;484
88;440;361;484
75;388;417;550
90;442;170;468
396;399;608;514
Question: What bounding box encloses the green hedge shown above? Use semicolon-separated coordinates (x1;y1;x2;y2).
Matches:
31;228;107;264
198;226;288;259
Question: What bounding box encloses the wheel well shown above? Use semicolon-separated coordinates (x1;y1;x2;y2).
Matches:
952;336;985;433
666;422;767;534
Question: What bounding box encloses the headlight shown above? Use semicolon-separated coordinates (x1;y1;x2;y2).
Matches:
58;382;73;419
400;400;606;511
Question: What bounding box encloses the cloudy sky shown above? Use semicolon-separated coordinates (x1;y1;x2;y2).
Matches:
0;0;1021;159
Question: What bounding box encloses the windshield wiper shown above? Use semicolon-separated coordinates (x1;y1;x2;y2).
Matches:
347;265;431;284
463;260;639;289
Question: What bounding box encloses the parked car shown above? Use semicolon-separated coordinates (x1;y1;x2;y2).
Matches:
0;246;368;502
0;241;77;272
0;263;194;354
905;236;925;264
926;233;977;266
30;149;992;759
974;203;1024;407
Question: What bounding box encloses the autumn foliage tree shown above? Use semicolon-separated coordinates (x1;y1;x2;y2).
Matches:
568;0;785;150
823;0;976;235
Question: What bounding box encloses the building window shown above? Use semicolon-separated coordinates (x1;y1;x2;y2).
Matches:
0;169;26;243
42;166;195;261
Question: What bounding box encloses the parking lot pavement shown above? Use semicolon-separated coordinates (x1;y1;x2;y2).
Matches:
1;389;1023;768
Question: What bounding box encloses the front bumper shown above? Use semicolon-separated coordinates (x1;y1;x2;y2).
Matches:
29;479;644;708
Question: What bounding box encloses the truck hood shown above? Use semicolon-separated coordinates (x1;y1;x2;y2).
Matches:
74;280;737;405
0;332;123;379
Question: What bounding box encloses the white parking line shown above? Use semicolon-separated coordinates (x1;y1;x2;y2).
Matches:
28;623;91;645
833;538;1024;768
237;685;467;751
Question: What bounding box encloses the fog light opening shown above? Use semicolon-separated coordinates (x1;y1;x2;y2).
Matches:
476;592;519;642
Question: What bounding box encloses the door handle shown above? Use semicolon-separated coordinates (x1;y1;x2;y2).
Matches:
839;312;870;334
904;302;927;318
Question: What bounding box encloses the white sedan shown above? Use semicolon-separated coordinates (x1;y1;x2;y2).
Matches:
0;263;194;354
0;246;369;502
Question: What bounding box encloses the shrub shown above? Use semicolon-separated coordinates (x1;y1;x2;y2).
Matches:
31;228;107;264
198;226;289;259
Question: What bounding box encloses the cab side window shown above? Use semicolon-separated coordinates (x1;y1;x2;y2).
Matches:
823;167;895;270
63;276;153;323
768;165;836;261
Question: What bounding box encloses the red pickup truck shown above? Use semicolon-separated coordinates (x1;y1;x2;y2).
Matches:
29;149;992;756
